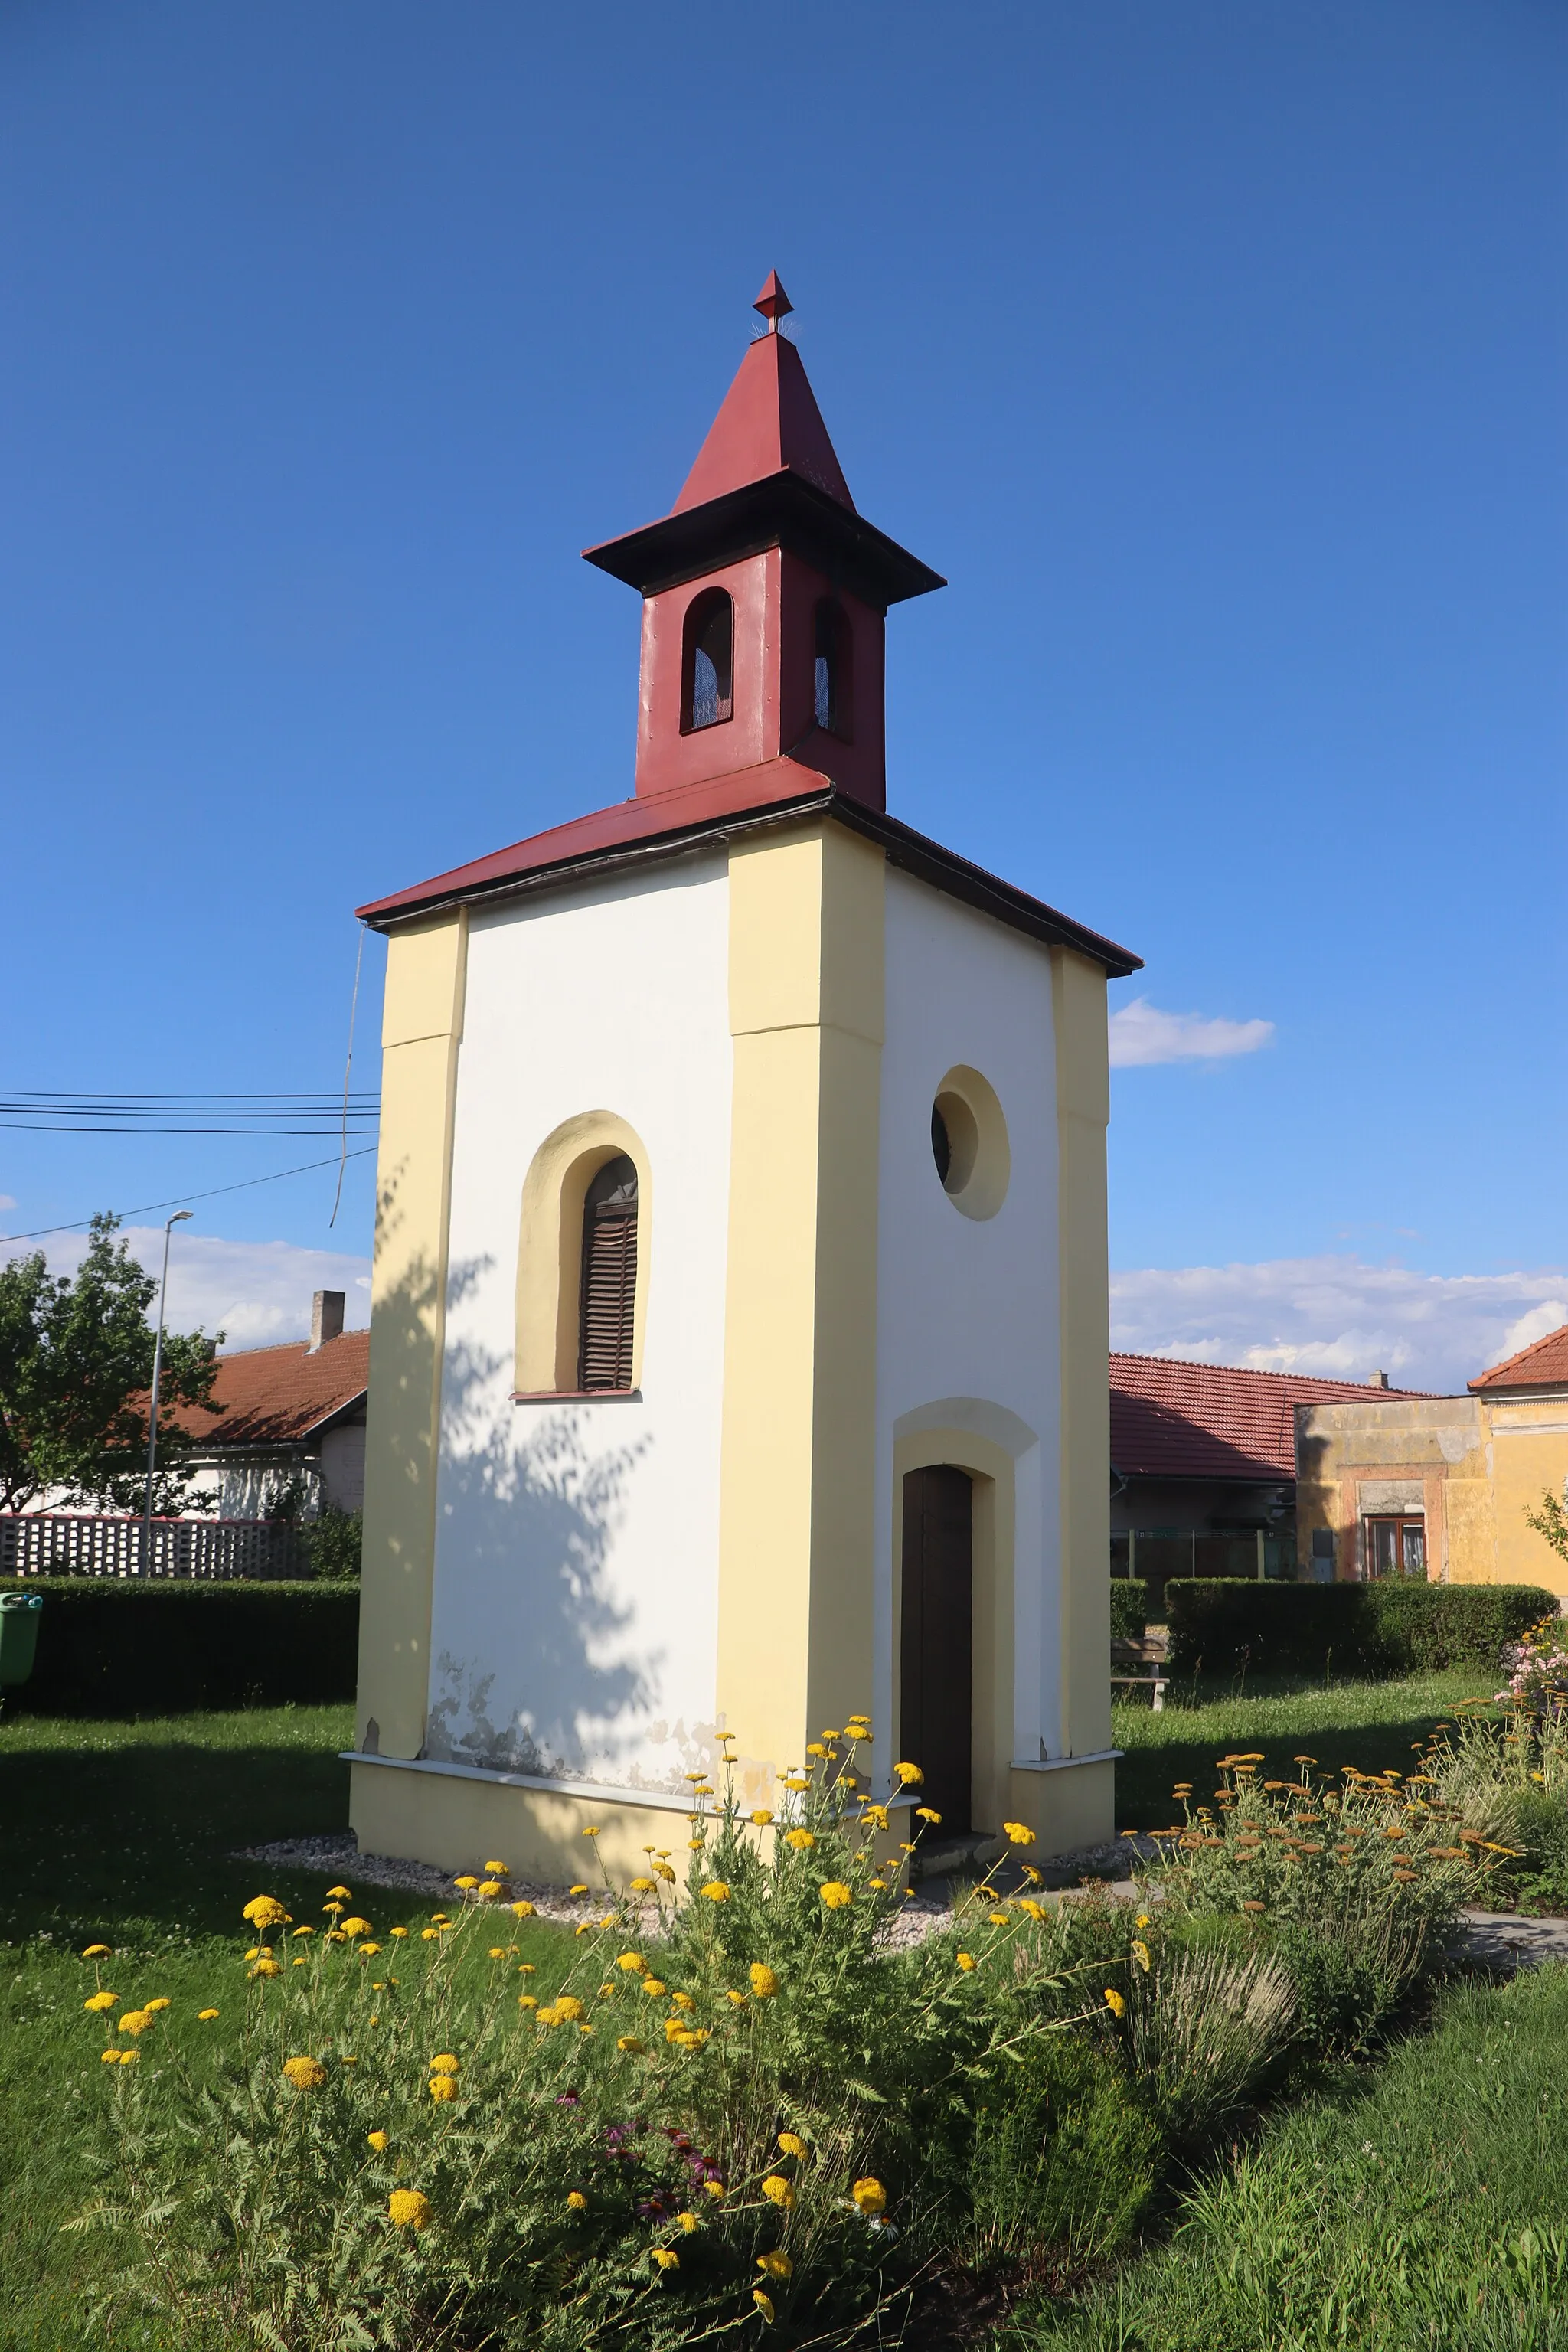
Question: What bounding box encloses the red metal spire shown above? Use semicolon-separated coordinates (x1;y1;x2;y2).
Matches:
671;283;852;514
752;268;793;329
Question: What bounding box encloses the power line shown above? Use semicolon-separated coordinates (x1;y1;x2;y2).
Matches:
0;1091;379;1135
0;1145;379;1246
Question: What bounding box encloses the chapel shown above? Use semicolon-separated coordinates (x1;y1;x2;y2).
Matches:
350;275;1140;1880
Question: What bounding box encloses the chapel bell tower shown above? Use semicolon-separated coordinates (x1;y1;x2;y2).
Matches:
584;271;943;809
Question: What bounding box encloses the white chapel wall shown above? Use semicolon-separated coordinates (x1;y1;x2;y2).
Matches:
874;870;1064;1767
426;853;733;1792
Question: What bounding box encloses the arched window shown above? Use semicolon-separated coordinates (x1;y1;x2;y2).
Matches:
578;1155;639;1391
813;598;852;740
682;589;733;733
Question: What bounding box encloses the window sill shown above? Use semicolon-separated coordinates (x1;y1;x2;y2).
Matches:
511;1388;643;1404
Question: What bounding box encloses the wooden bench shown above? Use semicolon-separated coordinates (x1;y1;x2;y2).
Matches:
1111;1634;1169;1711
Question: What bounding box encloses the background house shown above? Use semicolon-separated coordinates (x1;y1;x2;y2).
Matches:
1109;1353;1427;1599
168;1289;368;1521
1295;1321;1568;1593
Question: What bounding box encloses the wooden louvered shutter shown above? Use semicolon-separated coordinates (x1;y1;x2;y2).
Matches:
578;1156;639;1391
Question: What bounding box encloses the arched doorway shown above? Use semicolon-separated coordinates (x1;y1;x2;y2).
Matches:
900;1465;974;1830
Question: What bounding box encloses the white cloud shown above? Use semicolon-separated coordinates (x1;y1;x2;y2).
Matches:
1111;1255;1568;1396
0;1194;15;1213
1;1228;372;1353
1109;997;1275;1068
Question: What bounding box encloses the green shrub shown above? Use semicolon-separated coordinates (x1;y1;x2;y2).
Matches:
1164;1578;1556;1680
1109;1580;1148;1642
0;1578;358;1715
966;2037;1159;2267
302;1507;362;1579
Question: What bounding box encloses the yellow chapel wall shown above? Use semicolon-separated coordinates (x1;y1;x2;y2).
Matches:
354;911;467;1764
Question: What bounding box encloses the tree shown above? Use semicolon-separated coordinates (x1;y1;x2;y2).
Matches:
0;1214;223;1514
1525;1490;1568;1572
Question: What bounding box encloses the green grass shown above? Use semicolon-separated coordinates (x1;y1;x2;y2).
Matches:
1112;1668;1486;1834
0;1705;573;2349
995;1962;1568;2351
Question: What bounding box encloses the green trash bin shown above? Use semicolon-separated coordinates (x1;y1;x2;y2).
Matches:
0;1590;44;1687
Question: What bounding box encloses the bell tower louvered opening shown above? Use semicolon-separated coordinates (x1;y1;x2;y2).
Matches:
578;1155;639;1391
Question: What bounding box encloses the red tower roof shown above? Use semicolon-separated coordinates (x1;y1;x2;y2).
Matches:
672;319;854;514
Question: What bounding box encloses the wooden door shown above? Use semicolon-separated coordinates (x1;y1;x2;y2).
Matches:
900;1466;974;1831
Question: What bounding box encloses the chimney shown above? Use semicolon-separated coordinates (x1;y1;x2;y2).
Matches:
1369;1369;1390;1389
309;1290;345;1352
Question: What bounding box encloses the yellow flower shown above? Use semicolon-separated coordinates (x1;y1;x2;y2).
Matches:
757;2249;793;2278
253;1955;283;1978
704;2178;726;2199
81;1944;112;1958
567;2189;588;2212
292;1926;314;1939
617;1952;645;1975
987;1909;1010;1926
518;1994;538;2010
868;1878;887;1892
630;1877;655;1893
782;1774;810;1792
1001;1821;1036;1847
1102;1988;1127;2019
914;1807;942;1824
784;1828;815;1852
83;1991;116;2014
368;2130;389;2151
198;2008;219;2021
1018;1898;1047;1922
669;1990;694;2010
651;2247;679;2272
569;1883;590;1897
390;1926;409;1939
117;2050;138;2065
1131;1939;1152;1973
340;1916;371;1939
616;2034;645;2053
893;1762;924;1787
99;2048;120;2065
483;1860;509;1875
761;2174;795;2210
677;2210;699;2233
749;1963;778;1997
778;2131;808;2158
753;2289;776;2322
806;1741;827;1757
118;2011;151;2035
956;1952;977;1971
851;2175;887;2215
429;2074;459;2102
322;1902;345;1916
642;1978;668;1998
818;1881;852;1909
554;1996;586;2022
726;1988;746;2004
242;1896;287;1929
283;2056;327;2090
510;1900;535;1919
1135;1914;1152;1930
453;1875;479;1890
358;1942;382;1958
700;1880;730;1903
430;2053;460;2073
388;2189;430;2230
1022;1864;1044;1886
750;1808;774;1827
292;1957;309;1968
861;1804;890;1831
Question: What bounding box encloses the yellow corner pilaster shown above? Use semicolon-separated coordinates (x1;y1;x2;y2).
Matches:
717;822;884;1782
1051;946;1112;1762
355;912;468;1762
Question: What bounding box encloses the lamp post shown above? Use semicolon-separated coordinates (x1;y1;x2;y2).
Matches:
142;1210;193;1569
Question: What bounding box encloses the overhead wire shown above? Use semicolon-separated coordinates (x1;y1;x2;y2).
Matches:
0;1146;379;1246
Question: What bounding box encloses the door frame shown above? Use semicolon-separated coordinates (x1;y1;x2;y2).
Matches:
891;1426;1015;1835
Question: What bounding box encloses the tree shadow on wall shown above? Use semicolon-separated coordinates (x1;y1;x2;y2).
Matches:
417;1253;655;1777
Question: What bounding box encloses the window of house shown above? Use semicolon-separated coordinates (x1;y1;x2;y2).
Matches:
1364;1514;1426;1579
578;1155;639;1392
682;589;733;732
813;598;852;739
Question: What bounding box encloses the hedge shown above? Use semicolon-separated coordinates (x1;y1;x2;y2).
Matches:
1109;1580;1149;1642
1163;1578;1558;1681
0;1579;359;1716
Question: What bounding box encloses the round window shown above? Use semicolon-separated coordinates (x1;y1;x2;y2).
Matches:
929;1067;1009;1220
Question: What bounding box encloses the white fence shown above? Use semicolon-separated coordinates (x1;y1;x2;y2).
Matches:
0;1514;309;1581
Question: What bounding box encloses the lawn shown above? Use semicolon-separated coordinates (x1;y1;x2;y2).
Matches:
1112;1667;1486;1834
0;1704;571;2349
995;1962;1568;2351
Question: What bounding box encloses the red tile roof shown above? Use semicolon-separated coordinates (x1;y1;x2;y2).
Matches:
165;1329;369;1450
1469;1322;1568;1394
1109;1352;1429;1482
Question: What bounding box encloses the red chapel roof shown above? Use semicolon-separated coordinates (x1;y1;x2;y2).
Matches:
1469;1322;1568;1394
1109;1351;1430;1482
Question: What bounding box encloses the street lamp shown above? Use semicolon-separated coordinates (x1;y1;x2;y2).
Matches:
143;1210;194;1566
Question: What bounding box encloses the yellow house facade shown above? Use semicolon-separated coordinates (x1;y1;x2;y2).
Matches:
347;284;1140;1885
1295;1321;1568;1595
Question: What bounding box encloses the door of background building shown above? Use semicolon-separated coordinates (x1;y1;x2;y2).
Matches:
1364;1514;1426;1579
900;1465;974;1831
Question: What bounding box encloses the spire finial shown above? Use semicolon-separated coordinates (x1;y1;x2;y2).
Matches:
752;270;793;334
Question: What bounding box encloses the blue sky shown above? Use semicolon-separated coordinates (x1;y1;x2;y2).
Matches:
2;2;1563;1388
